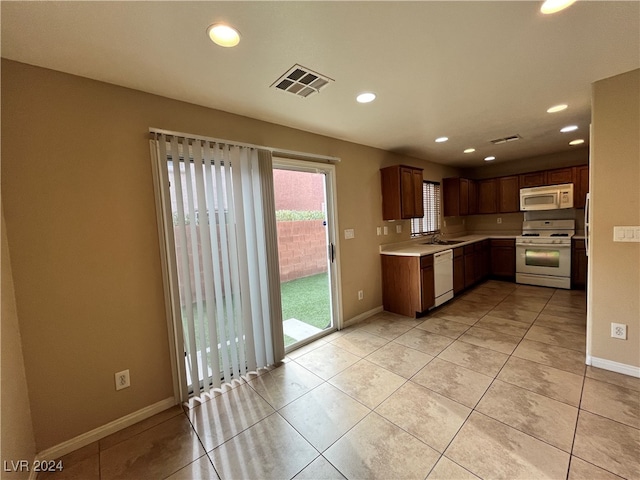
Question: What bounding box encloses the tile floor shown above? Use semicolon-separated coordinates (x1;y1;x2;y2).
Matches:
39;280;640;480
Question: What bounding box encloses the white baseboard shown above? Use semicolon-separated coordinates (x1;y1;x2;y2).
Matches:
342;305;384;328
589;356;640;378
31;396;176;478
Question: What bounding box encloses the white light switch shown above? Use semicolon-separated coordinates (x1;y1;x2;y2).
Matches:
396;225;402;233
613;226;640;242
376;227;382;236
344;229;355;240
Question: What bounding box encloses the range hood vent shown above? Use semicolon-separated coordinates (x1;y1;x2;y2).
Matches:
490;134;522;145
271;64;333;98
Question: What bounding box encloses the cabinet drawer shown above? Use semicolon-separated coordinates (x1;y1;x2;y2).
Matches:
453;247;464;258
491;239;515;248
420;255;434;268
464;245;475;255
573;239;586;249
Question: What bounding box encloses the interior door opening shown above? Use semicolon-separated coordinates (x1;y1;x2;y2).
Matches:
273;159;340;350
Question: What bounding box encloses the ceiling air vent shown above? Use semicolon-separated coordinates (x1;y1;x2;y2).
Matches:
490;134;522;145
271;64;333;98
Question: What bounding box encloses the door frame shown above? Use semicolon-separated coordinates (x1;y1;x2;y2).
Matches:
272;157;343;352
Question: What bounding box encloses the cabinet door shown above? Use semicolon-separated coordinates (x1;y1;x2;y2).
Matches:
442;177;460;217
571;239;587;289
453;255;465;294
464;246;475;287
573;165;589;209
519;171;547;188
459;178;469;216
468;179;478;215
547;167;573;185
478;179;498;214
490;240;516;278
400;167;416;218
412;168;424;217
498;176;520;213
421;265;435;311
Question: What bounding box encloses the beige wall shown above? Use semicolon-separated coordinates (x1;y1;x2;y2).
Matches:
1;209;36;478
0;60;459;450
589;69;640;369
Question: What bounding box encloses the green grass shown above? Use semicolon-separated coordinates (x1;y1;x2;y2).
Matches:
281;272;331;330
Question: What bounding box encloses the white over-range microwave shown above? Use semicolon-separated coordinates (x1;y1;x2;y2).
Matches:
520;183;574;211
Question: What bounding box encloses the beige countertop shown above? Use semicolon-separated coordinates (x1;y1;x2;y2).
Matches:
379;234;518;257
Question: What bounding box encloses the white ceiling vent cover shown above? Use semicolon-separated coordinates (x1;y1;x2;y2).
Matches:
271;64;333;98
490;134;522;145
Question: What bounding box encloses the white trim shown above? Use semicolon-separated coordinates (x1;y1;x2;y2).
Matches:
589;356;640;378
149;128;340;164
343;306;384;328
33;397;175;465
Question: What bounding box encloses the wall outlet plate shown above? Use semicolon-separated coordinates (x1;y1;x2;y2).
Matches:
611;323;627;340
344;228;355;239
115;369;130;390
358;290;364;300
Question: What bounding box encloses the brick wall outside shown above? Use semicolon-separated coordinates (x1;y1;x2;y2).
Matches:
174;220;327;304
277;220;328;282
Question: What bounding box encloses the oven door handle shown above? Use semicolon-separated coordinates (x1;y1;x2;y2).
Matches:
515;243;571;248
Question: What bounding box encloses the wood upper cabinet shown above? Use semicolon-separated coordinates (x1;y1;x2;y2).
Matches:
573;165;589;208
468;179;478;215
477;179;498;214
381;165;424;220
519;171;547;188
547;167;574;185
443;177;471;216
498;175;520;213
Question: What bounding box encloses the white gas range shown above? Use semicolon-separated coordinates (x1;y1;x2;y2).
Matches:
515;219;575;289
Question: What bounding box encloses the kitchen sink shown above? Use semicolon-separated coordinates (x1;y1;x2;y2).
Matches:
422;240;466;245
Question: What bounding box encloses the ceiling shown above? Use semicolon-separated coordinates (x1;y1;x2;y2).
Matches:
2;1;638;167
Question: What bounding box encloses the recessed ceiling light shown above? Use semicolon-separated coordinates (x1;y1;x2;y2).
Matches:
560;125;578;133
540;0;577;14
547;104;568;113
463;148;475;154
207;23;241;47
484;156;496;161
435;137;449;143
356;92;376;103
569;139;585;146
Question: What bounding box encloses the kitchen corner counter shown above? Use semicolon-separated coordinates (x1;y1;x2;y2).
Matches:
380;233;519;257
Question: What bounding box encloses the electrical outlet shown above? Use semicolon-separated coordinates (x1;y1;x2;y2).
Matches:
383;226;388;235
396;225;402;233
115;369;130;391
376;227;382;236
358;290;364;300
344;228;355;239
497;217;502;224
611;323;627;340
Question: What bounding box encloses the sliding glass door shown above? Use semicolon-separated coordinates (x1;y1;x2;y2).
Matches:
272;159;341;351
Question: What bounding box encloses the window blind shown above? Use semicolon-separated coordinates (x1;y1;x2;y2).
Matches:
411;181;441;235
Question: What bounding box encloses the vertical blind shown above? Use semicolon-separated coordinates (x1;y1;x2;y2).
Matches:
411;181;441;235
151;133;284;397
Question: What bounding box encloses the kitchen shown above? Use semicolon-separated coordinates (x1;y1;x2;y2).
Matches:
380;164;589;317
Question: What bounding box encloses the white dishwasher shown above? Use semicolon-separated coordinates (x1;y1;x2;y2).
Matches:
433;249;454;307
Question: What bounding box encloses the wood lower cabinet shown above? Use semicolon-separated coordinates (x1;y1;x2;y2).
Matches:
381;254;434;317
453;247;465;294
498;176;520;213
572;239;587;289
381;165;424;220
490;239;516;279
421;255;435;311
464;245;476;288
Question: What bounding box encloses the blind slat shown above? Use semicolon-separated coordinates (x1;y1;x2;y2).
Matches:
412;181;441;235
